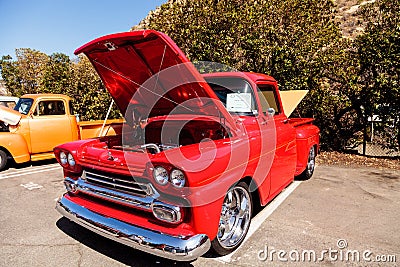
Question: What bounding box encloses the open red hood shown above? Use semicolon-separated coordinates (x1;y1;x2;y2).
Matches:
75;30;234;126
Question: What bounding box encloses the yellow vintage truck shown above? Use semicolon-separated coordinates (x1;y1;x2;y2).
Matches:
0;94;123;171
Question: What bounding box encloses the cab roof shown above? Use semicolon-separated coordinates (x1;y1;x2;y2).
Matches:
21;94;72;101
202;72;277;84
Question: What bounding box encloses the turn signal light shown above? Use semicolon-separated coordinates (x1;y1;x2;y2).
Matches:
151;202;182;223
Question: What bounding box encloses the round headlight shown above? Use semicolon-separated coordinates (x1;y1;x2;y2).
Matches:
67;153;76;166
60;151;68;165
153;166;168;185
171;169;185;188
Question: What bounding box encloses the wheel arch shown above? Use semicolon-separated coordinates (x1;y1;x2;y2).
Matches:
210;176;256;255
0;146;12;157
0;133;30;164
296;144;317;180
295;141;319;176
238;176;262;216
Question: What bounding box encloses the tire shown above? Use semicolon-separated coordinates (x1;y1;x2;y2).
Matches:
0;150;8;171
211;182;252;256
299;146;316;180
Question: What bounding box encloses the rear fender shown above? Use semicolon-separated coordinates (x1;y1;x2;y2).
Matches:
0;133;30;163
295;125;320;175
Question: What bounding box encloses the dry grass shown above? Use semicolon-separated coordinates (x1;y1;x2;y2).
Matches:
317;151;400;170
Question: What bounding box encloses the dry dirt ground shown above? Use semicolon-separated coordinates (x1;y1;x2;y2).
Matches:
317;151;400;171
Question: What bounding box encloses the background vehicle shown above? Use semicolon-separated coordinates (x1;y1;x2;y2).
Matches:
0;96;19;132
0;96;19;109
55;30;319;261
0;94;123;171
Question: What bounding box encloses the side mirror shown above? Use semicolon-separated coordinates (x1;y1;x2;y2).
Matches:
267;108;275;117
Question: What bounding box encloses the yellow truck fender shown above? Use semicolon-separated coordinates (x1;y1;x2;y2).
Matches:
0;132;30;164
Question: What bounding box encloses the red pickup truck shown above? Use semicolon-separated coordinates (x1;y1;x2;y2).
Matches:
55;30;319;261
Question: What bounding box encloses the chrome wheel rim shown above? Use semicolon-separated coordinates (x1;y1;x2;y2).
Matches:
307;146;315;176
217;186;251;249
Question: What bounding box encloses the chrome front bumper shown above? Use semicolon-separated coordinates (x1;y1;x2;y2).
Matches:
56;196;211;261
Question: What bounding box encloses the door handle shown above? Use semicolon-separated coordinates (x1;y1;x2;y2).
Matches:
260;117;268;125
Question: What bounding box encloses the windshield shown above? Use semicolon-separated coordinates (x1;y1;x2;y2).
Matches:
14;98;33;115
205;77;258;116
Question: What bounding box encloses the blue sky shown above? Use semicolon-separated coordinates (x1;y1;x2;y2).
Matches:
0;0;167;59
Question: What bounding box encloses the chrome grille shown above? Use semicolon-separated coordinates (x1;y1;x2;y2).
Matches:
83;170;153;196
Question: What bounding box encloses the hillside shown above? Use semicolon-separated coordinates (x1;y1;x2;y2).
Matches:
136;0;373;39
334;0;375;38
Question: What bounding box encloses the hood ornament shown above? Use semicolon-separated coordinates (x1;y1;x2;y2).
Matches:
107;151;114;161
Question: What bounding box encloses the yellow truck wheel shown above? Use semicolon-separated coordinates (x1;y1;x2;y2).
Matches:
0;150;8;171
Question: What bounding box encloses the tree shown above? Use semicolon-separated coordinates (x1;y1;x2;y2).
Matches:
1;49;49;96
298;37;365;150
69;55;120;121
303;0;400;151
42;53;73;95
133;0;400;152
0;55;21;95
134;0;341;91
15;48;49;95
356;0;400;150
0;51;120;121
134;0;347;149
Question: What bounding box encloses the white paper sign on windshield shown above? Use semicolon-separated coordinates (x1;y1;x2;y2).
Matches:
226;93;252;113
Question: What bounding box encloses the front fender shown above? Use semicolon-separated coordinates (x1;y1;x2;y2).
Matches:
0;133;30;163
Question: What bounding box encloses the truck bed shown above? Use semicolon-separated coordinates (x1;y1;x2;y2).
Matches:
78;118;124;139
288;118;314;127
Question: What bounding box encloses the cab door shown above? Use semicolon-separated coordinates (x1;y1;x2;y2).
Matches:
271;113;297;193
29;99;74;154
257;83;297;198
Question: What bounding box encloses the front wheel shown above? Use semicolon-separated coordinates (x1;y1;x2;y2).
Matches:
211;182;252;256
0;150;8;171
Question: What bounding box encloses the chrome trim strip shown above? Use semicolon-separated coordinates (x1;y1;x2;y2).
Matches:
84;170;154;196
86;175;147;194
56;195;211;261
65;177;157;211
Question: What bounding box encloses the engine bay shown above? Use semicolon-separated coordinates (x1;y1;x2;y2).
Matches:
102;118;231;154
